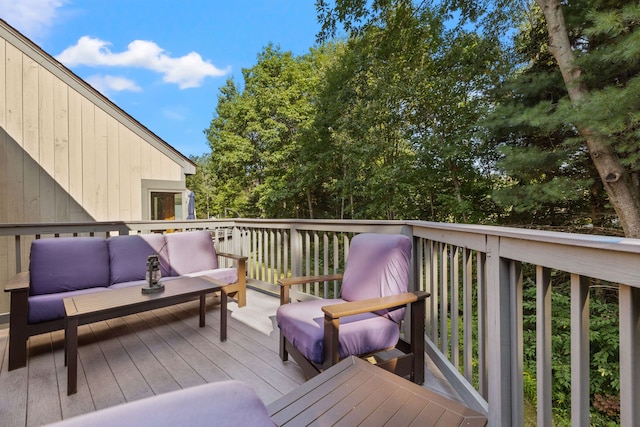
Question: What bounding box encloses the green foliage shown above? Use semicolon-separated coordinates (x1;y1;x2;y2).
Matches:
203;45;333;218
480;0;640;232
197;2;503;221
522;277;620;425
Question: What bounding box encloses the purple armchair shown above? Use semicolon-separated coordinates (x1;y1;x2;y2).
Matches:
276;233;429;384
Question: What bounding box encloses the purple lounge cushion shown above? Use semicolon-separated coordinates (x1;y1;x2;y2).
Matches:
108;234;171;285
165;231;218;276
28;287;110;323
340;233;411;323
29;237;110;295
45;380;272;427
276;298;400;364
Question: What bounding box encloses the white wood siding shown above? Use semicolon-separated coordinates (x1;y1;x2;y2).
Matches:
0;22;195;312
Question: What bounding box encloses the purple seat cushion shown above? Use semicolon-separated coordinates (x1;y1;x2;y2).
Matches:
107;234;170;285
165;231;218;276
340;233;411;323
276;298;400;364
46;380;272;427
29;237;110;295
184;268;238;284
28;287;110;323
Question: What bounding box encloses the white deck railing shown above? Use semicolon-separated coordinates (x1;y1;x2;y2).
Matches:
1;219;638;426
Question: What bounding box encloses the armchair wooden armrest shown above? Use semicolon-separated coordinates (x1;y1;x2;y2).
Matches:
321;290;430;374
321;291;430;319
277;274;344;305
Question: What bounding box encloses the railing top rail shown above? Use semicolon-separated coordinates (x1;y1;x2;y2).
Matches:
2;219;639;254
408;220;640;254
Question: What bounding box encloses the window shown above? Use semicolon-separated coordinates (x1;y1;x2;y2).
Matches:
150;192;183;220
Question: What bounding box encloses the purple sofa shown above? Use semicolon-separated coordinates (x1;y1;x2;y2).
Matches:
4;230;247;371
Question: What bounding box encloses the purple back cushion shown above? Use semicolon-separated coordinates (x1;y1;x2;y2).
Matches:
340;233;411;323
108;234;171;285
165;231;218;276
29;237;110;295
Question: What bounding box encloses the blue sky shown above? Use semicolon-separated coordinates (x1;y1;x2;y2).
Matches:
1;0;321;157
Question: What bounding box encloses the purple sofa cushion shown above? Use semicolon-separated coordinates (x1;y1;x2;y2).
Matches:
46;380;272;427
165;231;218;276
107;234;170;285
276;298;400;364
29;237;110;295
340;233;411;323
28;287;110;323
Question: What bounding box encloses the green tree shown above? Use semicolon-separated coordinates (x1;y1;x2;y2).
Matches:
317;0;640;237
204;45;336;218
314;2;500;221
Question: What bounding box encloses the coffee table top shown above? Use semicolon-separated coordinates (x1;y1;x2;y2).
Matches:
267;356;487;426
64;276;222;318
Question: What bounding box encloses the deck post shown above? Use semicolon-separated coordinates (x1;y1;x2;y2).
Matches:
486;235;517;426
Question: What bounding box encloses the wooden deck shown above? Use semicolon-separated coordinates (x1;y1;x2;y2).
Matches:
0;285;463;427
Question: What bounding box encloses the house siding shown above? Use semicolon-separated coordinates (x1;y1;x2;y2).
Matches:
0;20;197;314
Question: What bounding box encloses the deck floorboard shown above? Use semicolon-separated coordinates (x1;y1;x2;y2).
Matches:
0;286;463;427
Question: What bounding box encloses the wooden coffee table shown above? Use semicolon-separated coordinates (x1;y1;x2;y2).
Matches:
63;276;228;395
267;356;487;426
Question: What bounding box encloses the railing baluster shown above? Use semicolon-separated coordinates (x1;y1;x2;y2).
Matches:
283;230;289;281
305;231;311;293
276;230;282;282
510;260;524;426
477;251;487;399
440;243;449;355
571;273;590;427
463;247;473;383
430;240;439;342
536;266;552;426
323;232;329;298
313;232;319;296
451;246;459;369
333;233;339;297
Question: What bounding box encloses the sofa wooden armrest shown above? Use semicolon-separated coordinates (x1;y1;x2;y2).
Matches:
216;252;248;307
5;272;33;370
5;271;30;292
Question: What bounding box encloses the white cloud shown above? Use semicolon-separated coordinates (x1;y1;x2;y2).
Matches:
85;74;142;95
56;36;230;89
0;0;66;40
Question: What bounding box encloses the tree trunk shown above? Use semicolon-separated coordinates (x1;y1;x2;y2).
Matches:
307;189;314;219
536;0;640;238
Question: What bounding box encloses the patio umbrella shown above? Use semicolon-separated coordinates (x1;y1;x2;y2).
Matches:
186;189;196;219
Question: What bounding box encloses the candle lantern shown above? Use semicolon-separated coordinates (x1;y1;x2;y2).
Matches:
142;254;165;294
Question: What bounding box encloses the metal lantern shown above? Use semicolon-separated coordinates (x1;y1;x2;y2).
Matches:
142;254;165;294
